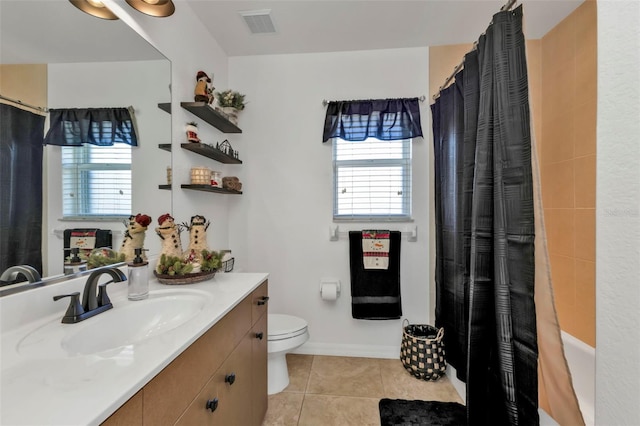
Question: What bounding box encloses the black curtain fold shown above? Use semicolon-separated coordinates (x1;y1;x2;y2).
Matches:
0;104;46;277
44;106;138;146
322;97;423;142
432;6;538;425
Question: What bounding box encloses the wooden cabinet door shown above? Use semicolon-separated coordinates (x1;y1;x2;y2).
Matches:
143;297;251;426
251;313;268;425
213;335;253;425
251;280;269;325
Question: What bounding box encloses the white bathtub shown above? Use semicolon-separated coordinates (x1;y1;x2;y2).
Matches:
539;331;595;426
448;331;595;425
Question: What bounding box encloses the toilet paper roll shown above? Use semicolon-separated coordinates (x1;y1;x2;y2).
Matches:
321;283;338;301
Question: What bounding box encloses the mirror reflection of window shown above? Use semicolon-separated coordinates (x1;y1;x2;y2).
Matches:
62;144;132;218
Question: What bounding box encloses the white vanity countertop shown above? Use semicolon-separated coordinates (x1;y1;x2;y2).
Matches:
0;271;268;426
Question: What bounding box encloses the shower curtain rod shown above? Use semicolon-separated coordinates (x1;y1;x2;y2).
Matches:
322;96;426;106
0;94;48;113
431;0;518;101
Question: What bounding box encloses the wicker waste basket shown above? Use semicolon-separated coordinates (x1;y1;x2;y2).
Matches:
400;319;447;381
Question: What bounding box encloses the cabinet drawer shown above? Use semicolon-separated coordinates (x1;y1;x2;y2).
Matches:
176;335;253;426
251;280;269;325
143;297;252;426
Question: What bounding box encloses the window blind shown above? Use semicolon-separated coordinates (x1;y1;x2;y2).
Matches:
333;137;411;221
61;144;132;218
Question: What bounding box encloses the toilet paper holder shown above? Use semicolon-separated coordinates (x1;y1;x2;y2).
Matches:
320;278;341;298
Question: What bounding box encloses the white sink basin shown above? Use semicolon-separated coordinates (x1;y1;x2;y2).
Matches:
17;289;212;357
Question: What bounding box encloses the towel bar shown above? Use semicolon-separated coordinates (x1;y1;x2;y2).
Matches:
329;225;417;242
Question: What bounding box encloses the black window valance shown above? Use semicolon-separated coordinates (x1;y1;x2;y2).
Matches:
322;97;423;142
44;106;138;147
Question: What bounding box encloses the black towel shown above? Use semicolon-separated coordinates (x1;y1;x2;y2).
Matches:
349;231;402;320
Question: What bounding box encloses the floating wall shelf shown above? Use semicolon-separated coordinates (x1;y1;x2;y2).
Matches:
158;143;172;152
180;102;242;134
158;184;172;190
158;103;171;114
181;143;241;164
181;184;242;195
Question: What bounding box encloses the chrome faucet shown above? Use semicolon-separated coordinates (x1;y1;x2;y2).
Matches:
53;267;127;324
0;265;42;285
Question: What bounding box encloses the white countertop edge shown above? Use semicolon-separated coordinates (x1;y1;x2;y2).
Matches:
0;271;269;426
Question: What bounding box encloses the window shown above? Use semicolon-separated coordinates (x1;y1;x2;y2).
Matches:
333;137;411;221
62;144;132;218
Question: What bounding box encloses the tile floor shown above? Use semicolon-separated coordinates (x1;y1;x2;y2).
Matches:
262;354;463;426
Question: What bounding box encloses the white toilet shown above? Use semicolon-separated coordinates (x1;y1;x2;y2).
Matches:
268;314;309;395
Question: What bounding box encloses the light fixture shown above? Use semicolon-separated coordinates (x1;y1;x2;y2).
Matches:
69;0;119;20
69;0;175;20
125;0;175;17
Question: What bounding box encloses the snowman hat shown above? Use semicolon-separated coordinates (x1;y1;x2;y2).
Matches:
196;71;211;82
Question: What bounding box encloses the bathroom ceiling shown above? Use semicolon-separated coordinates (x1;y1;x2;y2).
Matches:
186;0;586;57
0;0;585;64
0;0;164;64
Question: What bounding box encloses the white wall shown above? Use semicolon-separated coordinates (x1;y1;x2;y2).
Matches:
46;60;170;276
106;0;233;253
228;47;430;357
595;1;640;424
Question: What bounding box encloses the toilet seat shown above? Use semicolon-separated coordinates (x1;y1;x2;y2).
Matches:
268;314;308;341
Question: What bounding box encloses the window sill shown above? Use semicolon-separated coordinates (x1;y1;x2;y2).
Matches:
332;217;414;223
58;216;128;222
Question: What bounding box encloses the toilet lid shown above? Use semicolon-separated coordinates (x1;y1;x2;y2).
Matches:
269;314;308;338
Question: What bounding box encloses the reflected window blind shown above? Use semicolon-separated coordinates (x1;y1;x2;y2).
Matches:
62;144;132;218
333;137;411;221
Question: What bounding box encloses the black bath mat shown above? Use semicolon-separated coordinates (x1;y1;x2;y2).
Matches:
379;399;466;426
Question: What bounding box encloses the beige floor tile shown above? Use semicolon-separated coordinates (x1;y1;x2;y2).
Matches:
284;354;313;393
306;355;384;398
262;392;305;426
298;395;380;426
379;358;464;403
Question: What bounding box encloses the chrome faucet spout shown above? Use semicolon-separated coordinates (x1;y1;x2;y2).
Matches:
0;265;42;284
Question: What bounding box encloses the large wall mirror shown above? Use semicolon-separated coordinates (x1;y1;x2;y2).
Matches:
0;0;171;293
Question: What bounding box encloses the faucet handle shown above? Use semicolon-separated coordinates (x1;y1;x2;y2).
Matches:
53;292;85;324
97;282;114;308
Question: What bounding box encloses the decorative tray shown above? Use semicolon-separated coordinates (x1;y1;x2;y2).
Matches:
153;270;216;285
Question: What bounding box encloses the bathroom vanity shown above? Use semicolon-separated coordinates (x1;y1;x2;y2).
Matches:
0;271;269;425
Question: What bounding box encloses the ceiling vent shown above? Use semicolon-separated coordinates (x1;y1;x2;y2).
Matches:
239;9;276;34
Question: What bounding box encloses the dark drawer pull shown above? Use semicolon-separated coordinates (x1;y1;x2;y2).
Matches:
206;398;219;412
256;296;269;306
225;372;236;385
255;332;264;340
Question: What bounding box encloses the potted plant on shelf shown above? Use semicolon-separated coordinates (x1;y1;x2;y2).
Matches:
214;90;246;125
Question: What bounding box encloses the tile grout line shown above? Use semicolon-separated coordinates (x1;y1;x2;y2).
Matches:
297;355;316;425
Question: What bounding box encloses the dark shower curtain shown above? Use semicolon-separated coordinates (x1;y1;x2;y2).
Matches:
432;6;538;425
0;104;46;276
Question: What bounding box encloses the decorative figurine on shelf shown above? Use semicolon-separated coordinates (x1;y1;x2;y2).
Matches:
120;214;152;262
183;214;211;264
218;139;238;159
194;71;214;104
155;213;184;259
186;121;200;143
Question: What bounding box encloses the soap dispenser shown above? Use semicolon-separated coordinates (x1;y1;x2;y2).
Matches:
64;247;87;275
128;248;149;300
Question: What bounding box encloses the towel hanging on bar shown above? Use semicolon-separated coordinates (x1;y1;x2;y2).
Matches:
349;231;402;320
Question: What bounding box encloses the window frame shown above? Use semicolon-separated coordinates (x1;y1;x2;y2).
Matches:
332;137;412;222
61;143;132;220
